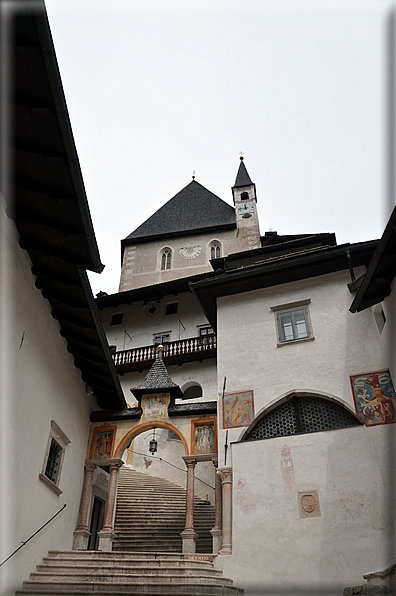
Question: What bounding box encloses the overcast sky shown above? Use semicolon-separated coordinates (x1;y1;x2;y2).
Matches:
44;0;395;296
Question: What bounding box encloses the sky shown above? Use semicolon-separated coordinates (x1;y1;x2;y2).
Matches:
43;0;395;297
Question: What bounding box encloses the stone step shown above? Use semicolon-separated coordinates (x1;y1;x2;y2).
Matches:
19;582;241;595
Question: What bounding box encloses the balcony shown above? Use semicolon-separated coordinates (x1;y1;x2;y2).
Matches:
113;335;217;373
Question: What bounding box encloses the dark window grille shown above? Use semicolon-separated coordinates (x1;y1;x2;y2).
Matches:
245;397;360;442
45;438;62;483
111;313;123;326
165;303;178;315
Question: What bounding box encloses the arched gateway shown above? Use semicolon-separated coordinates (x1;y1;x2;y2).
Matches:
72;346;221;554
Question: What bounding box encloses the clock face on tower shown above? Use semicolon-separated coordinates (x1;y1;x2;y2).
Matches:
237;202;254;217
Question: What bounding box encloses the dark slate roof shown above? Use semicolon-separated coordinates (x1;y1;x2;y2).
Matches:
130;349;183;400
233;158;253;188
124;180;235;244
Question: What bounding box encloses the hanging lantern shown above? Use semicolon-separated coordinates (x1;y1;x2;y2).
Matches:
149;427;157;454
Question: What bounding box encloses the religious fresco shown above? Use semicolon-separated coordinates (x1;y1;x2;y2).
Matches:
193;421;216;455
90;427;116;459
142;393;169;422
350;369;396;426
223;391;254;429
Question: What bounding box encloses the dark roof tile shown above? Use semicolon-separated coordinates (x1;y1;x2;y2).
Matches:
125;180;235;242
234;159;253;188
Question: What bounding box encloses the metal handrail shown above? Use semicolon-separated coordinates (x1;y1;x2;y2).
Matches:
114;335;216;367
0;504;67;567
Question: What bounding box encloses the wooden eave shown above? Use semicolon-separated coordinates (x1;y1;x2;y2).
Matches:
3;3;126;410
350;207;396;312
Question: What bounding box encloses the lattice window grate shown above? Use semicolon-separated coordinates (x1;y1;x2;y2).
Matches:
245;397;360;442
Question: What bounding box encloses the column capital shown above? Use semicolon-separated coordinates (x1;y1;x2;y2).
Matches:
217;466;232;484
108;459;124;471
182;457;197;468
84;461;97;473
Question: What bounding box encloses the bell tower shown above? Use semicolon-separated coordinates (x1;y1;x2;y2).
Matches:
232;156;261;250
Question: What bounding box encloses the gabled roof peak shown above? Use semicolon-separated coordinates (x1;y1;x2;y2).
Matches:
234;157;253;188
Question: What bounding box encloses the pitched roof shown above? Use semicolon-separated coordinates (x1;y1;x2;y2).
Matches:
130;348;183;400
234;158;253;187
124;180;235;244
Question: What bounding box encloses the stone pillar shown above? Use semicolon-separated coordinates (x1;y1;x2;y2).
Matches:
218;466;232;555
210;458;222;554
97;459;123;551
72;461;97;550
181;457;198;554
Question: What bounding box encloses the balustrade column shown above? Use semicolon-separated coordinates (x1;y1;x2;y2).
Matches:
72;461;97;550
210;458;222;553
218;466;232;555
181;457;198;554
98;459;124;552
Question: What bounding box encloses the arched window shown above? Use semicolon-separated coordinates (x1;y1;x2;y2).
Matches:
210;242;221;260
182;382;203;400
160;249;171;270
244;396;361;442
240;191;249;200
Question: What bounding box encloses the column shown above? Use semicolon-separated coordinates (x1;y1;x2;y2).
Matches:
210;458;222;554
181;457;198;554
98;459;124;551
72;461;97;550
218;466;232;555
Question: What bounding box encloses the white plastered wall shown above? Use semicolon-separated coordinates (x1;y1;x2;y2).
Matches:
0;208;97;596
214;269;395;592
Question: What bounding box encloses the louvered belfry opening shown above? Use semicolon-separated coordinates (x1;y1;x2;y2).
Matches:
245;396;361;442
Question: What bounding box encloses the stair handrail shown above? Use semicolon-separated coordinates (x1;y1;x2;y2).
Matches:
127;450;215;490
0;504;67;567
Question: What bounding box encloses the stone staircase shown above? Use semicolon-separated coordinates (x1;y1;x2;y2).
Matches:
15;550;244;595
113;468;215;553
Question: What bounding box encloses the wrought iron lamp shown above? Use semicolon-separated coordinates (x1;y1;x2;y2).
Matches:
149;427;158;454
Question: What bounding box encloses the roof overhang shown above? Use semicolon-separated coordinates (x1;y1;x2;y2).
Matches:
190;240;379;329
350;207;396;312
3;1;126;410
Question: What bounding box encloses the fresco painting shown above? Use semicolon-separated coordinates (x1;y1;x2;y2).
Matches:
194;423;215;454
350;369;396;426
142;394;168;422
93;429;114;459
223;391;254;428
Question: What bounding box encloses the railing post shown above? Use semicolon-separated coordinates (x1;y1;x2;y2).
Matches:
72;461;97;550
97;459;124;552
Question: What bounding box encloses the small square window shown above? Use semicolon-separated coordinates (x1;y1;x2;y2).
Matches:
153;333;170;345
277;306;310;343
39;421;70;495
111;313;123;326
165;303;178;315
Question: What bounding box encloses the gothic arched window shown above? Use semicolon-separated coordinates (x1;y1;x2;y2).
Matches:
240;191;249;200
210;243;221;260
244;396;361;442
161;249;172;270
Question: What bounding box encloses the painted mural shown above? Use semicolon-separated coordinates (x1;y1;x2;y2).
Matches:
350;369;396;426
194;422;215;454
91;427;115;459
142;394;169;422
223;391;254;428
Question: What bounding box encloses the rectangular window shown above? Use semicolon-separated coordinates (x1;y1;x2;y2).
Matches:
165;303;178;315
111;313;123;326
39;421;70;495
153;333;170;345
199;327;214;337
277;306;310;343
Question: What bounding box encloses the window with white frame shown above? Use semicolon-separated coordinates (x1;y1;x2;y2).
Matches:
39;421;70;495
271;300;313;345
153;333;170;345
160;249;172;270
